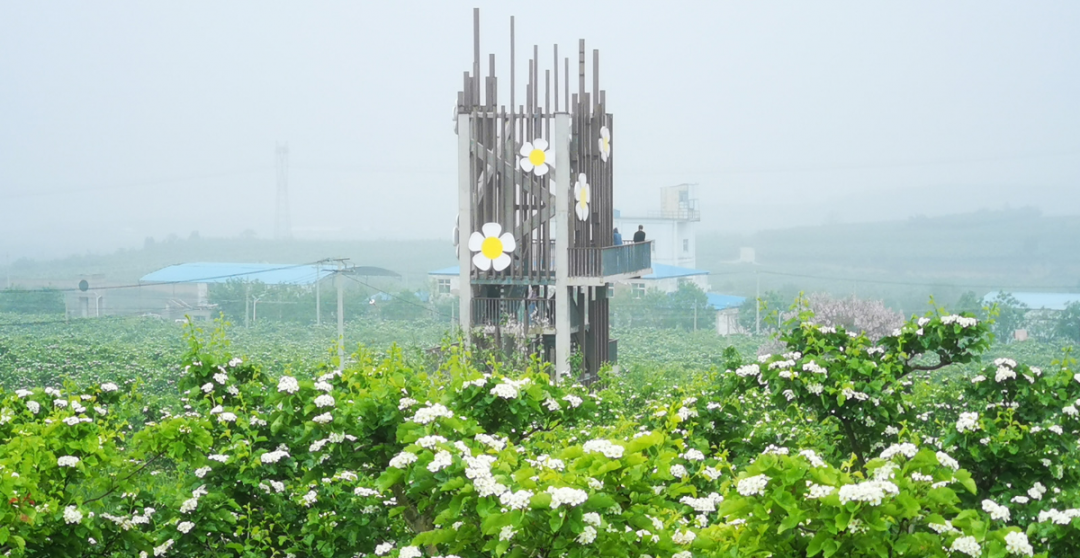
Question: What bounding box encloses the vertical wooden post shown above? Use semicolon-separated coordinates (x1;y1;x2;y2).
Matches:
457;113;473;344
554;113;571;381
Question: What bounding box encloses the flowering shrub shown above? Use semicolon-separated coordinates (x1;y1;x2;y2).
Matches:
0;311;1068;557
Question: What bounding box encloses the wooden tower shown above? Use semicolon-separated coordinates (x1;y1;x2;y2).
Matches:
455;10;652;382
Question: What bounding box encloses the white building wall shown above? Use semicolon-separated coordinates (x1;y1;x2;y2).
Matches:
613;217;697;268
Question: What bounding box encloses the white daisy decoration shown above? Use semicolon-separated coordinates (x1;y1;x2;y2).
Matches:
519;138;554;176
598;126;611;162
468;223;517;272
573;174;590;221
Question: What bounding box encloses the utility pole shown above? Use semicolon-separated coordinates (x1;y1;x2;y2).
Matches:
245;283;251;328
693;302;698;331
336;260;346;367
315;262;321;326
755;271;761;336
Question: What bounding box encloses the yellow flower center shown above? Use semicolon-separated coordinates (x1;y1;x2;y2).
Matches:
579;186;589;205
602;137;609;152
481;236;504;259
528;148;546;167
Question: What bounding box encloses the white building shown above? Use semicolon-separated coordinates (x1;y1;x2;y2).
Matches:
614;183;699;269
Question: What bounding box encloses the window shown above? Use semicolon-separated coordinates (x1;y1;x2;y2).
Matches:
437;278;451;294
683;239;689;253
631;282;646;298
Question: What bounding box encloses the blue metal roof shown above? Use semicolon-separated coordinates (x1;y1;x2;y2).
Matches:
982;291;1080;311
641;264;708;280
140;263;335;286
707;293;746;310
428;263;709;279
429;266;460;276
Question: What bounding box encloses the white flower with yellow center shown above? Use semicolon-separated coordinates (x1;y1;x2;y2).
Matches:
519;138;554;176
598;126;611;162
574;174;590;221
468;223;517;271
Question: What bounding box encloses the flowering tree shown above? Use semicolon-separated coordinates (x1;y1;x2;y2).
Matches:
0;313;1060;557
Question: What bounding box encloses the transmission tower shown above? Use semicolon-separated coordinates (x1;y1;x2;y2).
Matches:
275;142;292;239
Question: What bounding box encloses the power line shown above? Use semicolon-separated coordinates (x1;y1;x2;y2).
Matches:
0;262;323;294
343;274;453;321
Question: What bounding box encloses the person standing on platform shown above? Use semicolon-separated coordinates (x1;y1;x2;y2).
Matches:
613;228;623;246
633;225;646;243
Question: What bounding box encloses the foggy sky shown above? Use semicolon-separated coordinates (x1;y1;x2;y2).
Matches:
2;1;1078;260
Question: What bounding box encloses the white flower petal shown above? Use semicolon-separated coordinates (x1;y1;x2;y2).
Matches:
468;231;485;252
473;252;492;271
534;163;550;177
481;222;502;238
492;253;512;271
519;157;534;172
576;204;589;221
532;137;548;151
499;233;516;253
519;142;534;158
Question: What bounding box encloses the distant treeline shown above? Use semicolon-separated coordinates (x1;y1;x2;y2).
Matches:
0;288;64;315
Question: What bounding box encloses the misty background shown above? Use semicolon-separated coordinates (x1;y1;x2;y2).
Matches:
1;1;1079;261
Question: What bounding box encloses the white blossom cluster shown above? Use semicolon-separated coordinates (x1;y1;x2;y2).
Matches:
736;474;770;497
427;451;452;473
575;525;597;544
802;362;827;375
562;394;583;408
63;505;83;524
1036;507;1080;524
389;451;419;469
805;482;835;499
955;412;980;433
416;435;448;449
410;403;454;425
277;376;300;394
981;499;1010;521
1028;482;1047;501
475;433;507;451
582;439;624;459
837;479;899;506
941;314;978;328
671;529;696;545
936;451;960;470
312;412;333;424
547;486;588;508
949;535;981;557
464;454;507;497
498;489;533;510
798;449;827;467
260;450;290;464
679;494;721;513
490;378;531;399
879;443;918;460
735;364;760;377
1004;531;1033;556
57;455;80;467
313;394;335;408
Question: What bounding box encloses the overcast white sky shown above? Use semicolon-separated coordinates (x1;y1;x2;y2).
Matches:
1;1;1078;259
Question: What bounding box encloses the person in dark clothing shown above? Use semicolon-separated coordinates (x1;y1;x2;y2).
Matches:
632;225;646;243
613;228;622;246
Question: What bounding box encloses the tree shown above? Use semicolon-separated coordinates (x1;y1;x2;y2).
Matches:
804;292;904;340
987;292;1028;343
1055;301;1080;344
737;290;785;334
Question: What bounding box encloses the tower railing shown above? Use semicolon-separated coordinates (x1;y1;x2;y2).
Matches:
568;241;651;278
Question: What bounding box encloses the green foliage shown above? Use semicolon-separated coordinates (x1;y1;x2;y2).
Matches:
2;302;1078;557
737;290;785;333
0;288;64;315
1055;302;1080;345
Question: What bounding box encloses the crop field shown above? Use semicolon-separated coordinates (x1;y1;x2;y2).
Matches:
0;310;1077;557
